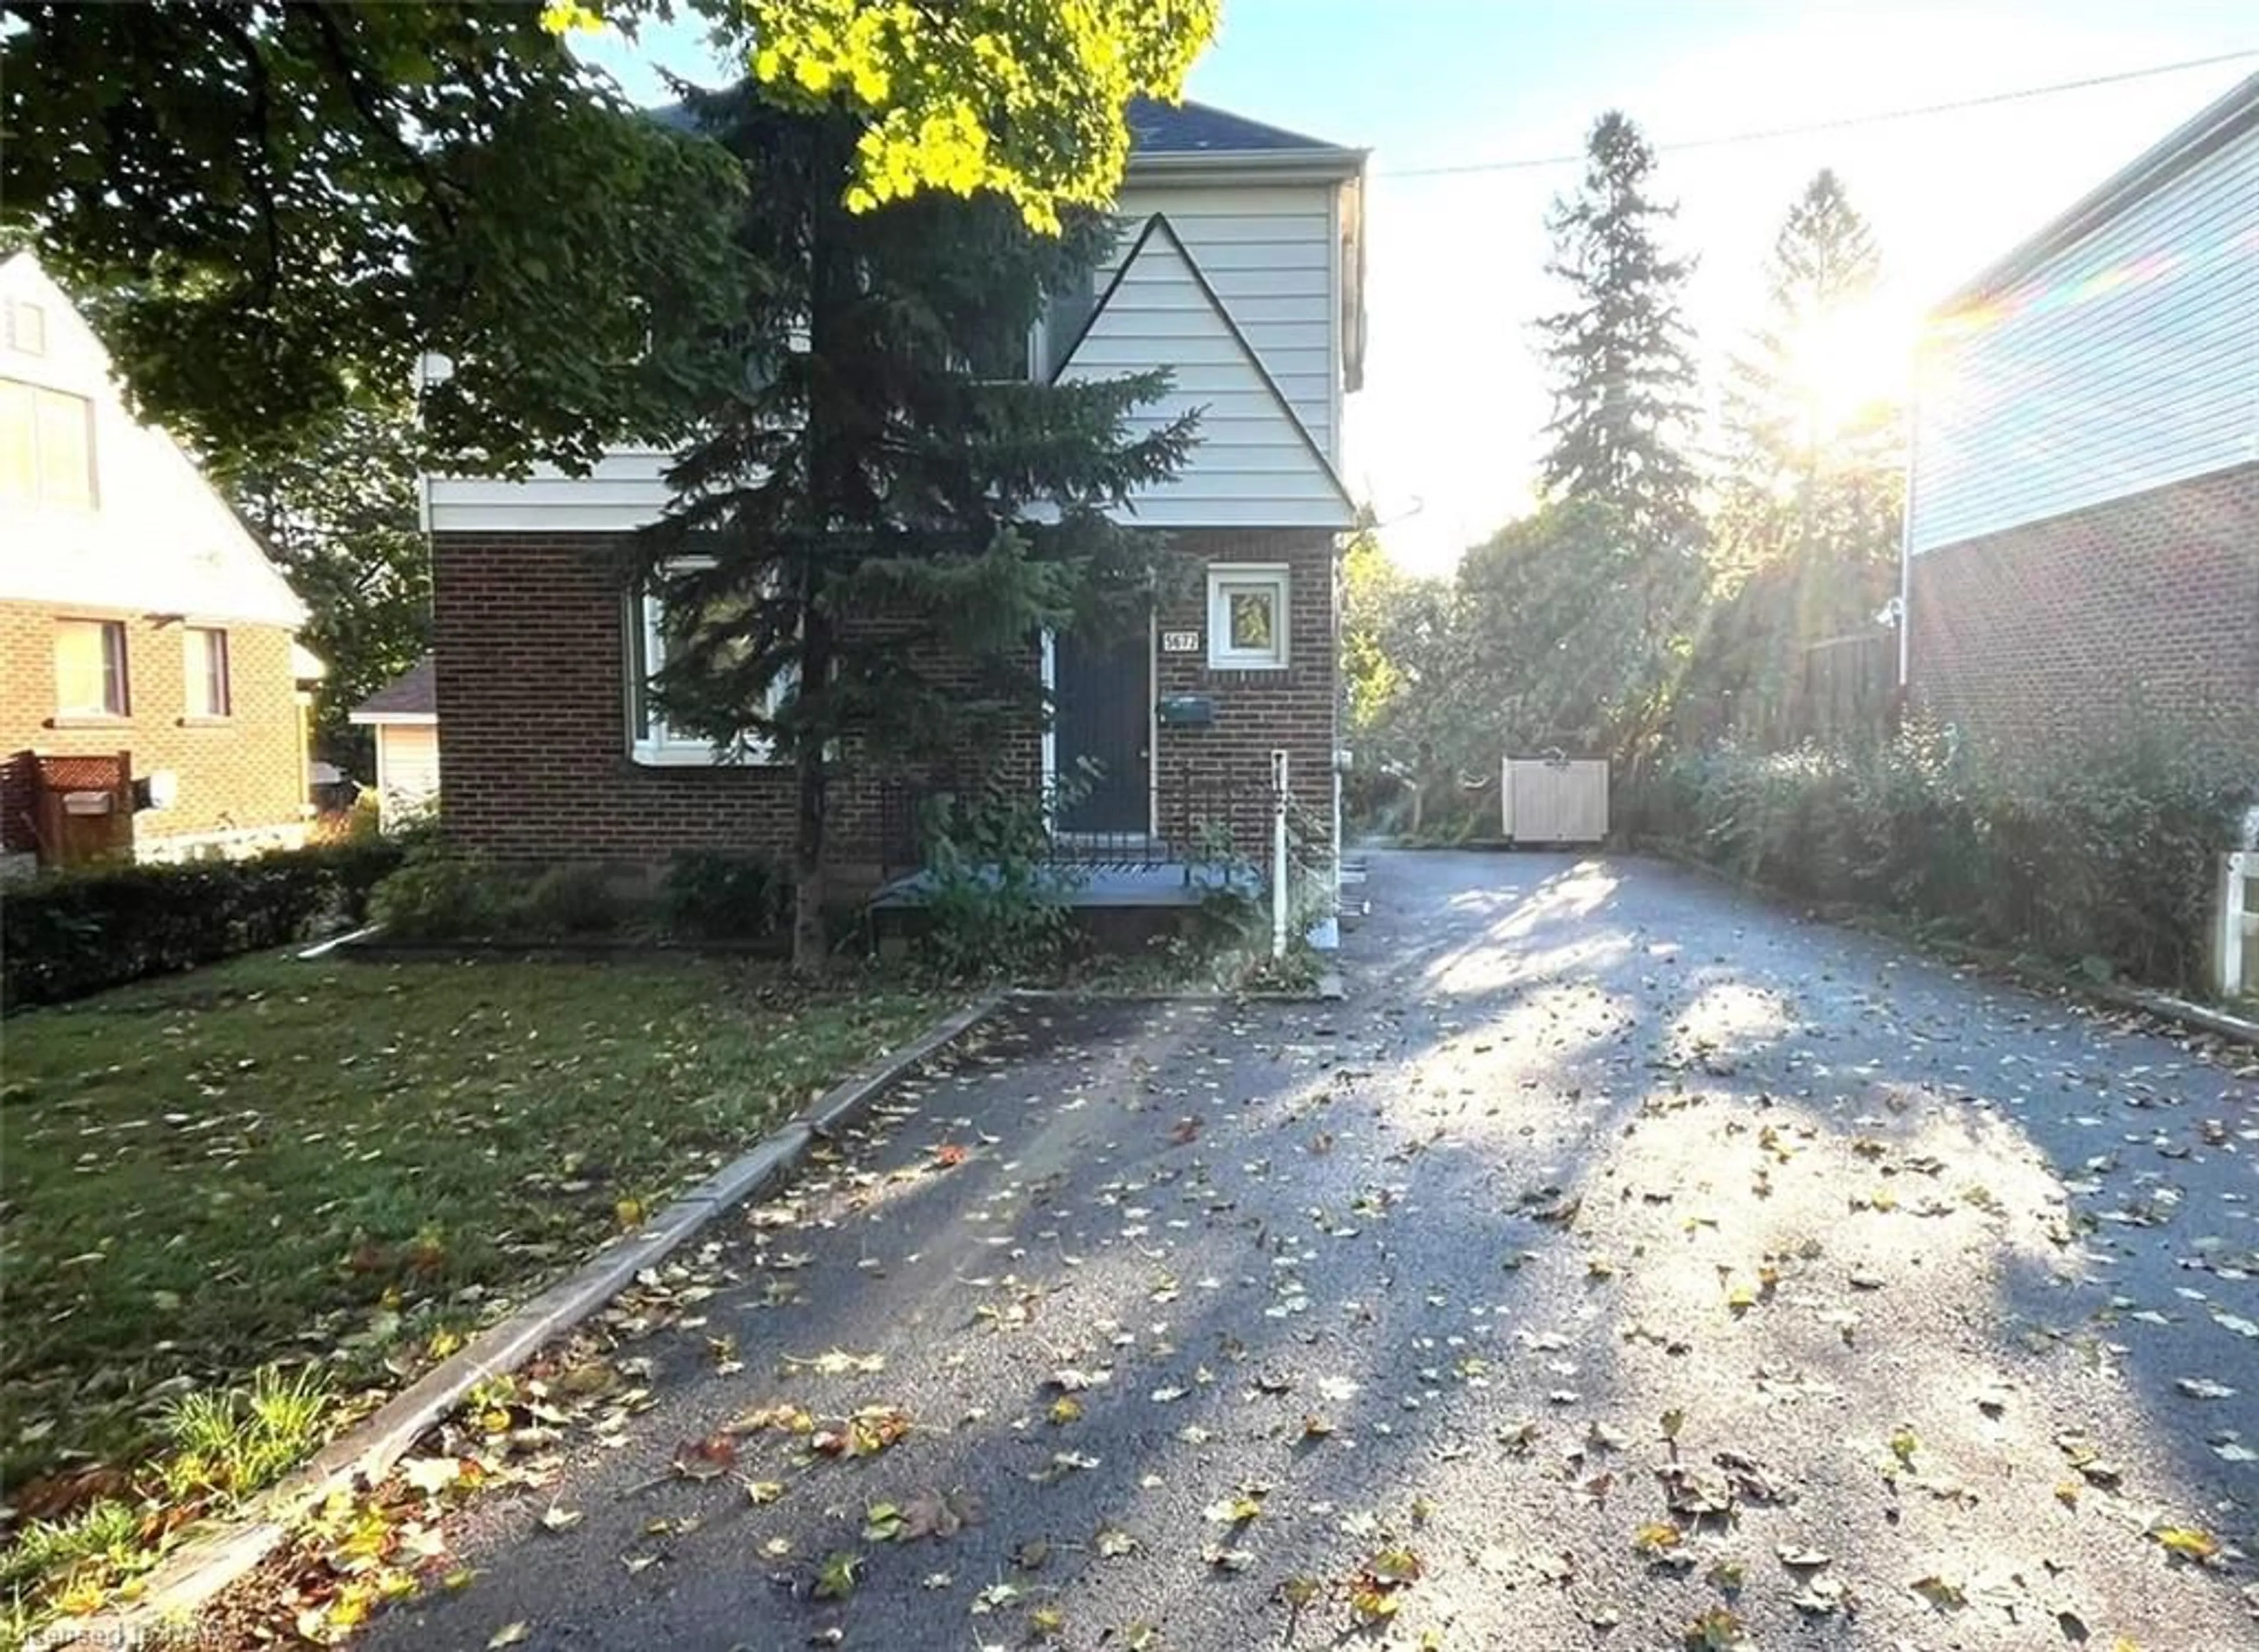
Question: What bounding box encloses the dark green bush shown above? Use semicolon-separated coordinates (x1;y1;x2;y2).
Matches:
1;839;405;1010
366;845;518;941
1641;723;2252;992
915;778;1083;977
661;849;791;939
518;862;631;937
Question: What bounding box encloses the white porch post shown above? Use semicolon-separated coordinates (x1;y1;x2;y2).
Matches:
1271;748;1290;959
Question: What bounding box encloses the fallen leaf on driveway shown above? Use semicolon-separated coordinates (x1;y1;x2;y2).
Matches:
2175;1377;2235;1399
671;1434;737;1481
1682;1605;1744;1648
400;1456;464;1496
1911;1574;1967;1609
783;1349;886;1376
487;1626;531;1649
2155;1526;2221;1563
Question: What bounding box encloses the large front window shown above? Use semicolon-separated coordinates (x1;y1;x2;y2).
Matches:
628;569;789;766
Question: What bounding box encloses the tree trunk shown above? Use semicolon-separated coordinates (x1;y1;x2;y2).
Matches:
789;608;834;978
787;116;854;981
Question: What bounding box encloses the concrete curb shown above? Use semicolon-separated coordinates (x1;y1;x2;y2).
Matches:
1008;970;1347;1007
1641;843;2259;1053
64;991;1005;1649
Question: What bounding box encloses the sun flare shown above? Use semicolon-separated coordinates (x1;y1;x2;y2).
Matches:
1779;293;1914;425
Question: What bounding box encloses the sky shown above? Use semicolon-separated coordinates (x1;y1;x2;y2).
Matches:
579;2;2258;573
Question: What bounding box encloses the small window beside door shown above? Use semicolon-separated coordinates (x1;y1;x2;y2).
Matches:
185;626;231;718
55;618;128;717
1206;565;1291;670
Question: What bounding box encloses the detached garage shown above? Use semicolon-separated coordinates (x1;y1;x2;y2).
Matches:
349;656;438;830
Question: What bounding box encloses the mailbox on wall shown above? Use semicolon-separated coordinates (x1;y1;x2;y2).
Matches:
1156;695;1215;727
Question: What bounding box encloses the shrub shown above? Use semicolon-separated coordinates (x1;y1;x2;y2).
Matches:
365;845;517;942
915;778;1083;977
1;839;405;1011
1642;722;2252;992
662;848;792;939
517;862;632;937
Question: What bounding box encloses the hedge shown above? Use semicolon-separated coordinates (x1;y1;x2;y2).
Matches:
1;839;405;1011
1628;722;2254;994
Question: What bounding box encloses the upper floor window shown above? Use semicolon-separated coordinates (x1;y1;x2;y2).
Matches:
4;299;48;357
0;379;95;506
628;568;790;766
56;618;128;717
185;626;232;718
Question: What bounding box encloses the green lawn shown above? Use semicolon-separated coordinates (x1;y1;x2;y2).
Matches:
0;951;944;1498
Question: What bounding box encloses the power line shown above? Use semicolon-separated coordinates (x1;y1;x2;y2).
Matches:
1381;48;2259;179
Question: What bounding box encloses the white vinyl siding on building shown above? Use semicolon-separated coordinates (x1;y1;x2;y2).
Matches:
422;175;1354;536
374;724;441;829
1111;182;1340;465
0;252;306;628
424;448;681;536
1057;217;1351;529
1909;122;2259;555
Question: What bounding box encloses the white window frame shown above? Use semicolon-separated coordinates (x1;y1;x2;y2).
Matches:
184;625;231;719
5;299;48;358
55;617;128;717
1206;564;1291;671
629;561;789;767
2;379;96;507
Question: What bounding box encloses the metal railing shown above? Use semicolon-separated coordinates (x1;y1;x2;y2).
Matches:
877;772;1282;881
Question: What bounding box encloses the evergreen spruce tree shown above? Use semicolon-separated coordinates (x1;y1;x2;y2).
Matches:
639;84;1196;974
1705;169;1903;744
1537;112;1703;550
1510;111;1705;764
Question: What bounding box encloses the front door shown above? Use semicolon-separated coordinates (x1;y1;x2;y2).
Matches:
1054;622;1151;835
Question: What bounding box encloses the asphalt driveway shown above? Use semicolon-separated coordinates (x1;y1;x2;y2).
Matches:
361;850;2259;1651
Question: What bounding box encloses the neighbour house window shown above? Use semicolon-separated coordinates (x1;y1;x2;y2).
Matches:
5;299;48;357
55;618;128;717
1206;565;1291;670
628;571;791;766
185;626;231;717
0;379;95;506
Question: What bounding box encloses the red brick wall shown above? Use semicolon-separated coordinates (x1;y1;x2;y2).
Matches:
433;529;1341;872
1156;530;1339;859
431;533;1043;874
1905;463;2259;769
1;602;306;856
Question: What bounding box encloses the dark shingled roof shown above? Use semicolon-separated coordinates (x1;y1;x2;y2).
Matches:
1125;97;1351;156
650;94;1352;158
351;656;435;721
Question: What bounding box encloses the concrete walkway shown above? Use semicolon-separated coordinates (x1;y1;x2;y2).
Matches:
361;850;2259;1650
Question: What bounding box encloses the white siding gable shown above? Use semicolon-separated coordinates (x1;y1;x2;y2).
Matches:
0;252;304;627
1111;181;1342;465
424;178;1357;537
1058;215;1352;530
1909;121;2259;554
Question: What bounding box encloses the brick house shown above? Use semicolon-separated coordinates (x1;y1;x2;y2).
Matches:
1903;72;2258;781
1;251;318;875
421;101;1367;899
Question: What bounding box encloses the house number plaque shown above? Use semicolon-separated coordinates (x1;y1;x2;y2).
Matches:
1161;630;1201;654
